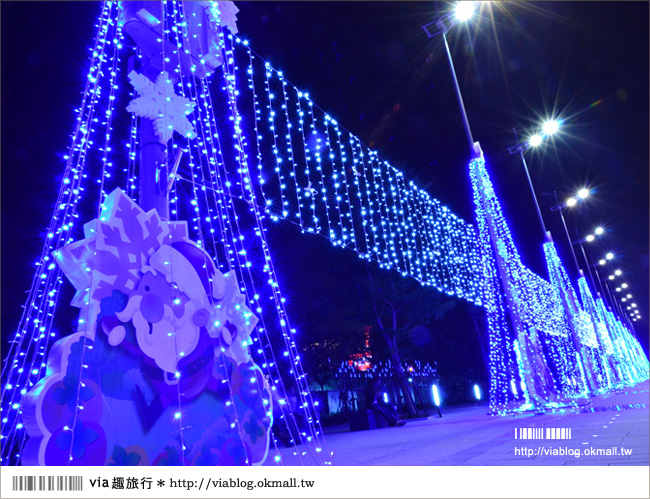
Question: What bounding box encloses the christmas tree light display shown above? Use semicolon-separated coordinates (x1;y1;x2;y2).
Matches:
469;150;647;413
1;0;648;466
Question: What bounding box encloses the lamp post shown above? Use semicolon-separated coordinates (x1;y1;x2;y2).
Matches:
506;119;562;237
549;187;592;276
574;226;604;296
591;252;636;331
422;2;477;157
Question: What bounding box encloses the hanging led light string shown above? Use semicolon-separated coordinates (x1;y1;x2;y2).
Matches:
0;1;112;393
318;115;343;247
199;51;309;462
276;71;303;228
369;154;393;266
0;2;120;465
380;161;403;269
175;2;327;463
126;63;140;201
163;0;192;463
67;4;128;464
396;174;422;280
294;92;321;233
304;95;334;241
246;48;270;212
390;168;414;276
7;0;120;464
413;190;436;286
230;37;481;302
408;187;431;283
262;62;288;220
214;28;330;461
346;135;372;259
170;3;257;463
332;120;360;254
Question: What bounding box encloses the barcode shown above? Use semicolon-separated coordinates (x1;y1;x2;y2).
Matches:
515;427;572;439
12;476;83;491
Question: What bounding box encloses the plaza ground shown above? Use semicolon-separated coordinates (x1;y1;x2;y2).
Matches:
269;380;649;466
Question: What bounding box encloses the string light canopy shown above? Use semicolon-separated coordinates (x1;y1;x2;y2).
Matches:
2;1;648;465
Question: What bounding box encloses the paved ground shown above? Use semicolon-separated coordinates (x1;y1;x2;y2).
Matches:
269;380;649;466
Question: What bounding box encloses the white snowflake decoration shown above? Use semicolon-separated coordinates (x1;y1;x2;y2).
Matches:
126;70;197;143
205;1;239;34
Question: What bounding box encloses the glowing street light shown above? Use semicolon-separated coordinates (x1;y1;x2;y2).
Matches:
606;252;614;260
595;227;604;235
512;118;562;154
615;269;622;276
585;234;595;242
557;187;591;211
599;259;607;265
422;1;481;156
542;119;560;136
454;1;476;21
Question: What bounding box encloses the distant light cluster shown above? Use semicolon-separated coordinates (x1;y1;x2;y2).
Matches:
470;155;648;414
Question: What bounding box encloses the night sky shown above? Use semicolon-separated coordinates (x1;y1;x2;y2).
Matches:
2;2;648;356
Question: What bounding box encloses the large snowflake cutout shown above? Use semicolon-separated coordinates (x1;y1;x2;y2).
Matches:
126;71;197;143
205;1;239;34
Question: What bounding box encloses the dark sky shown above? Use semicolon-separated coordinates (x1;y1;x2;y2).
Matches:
2;2;648;352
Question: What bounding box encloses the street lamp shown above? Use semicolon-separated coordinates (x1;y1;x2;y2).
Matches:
593;263;635;330
577;226;605;245
549;187;592;274
572;228;628;324
422;2;479;157
454;1;476;21
542;119;560;136
573;227;606;299
507;118;562;236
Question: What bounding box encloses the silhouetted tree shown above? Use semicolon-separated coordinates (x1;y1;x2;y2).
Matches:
360;263;456;417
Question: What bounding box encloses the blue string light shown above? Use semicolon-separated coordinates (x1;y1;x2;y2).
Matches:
2;1;647;466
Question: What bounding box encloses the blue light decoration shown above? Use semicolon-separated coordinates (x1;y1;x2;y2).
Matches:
2;0;648;466
225;38;484;302
1;0;334;466
543;237;608;394
469;148;648;414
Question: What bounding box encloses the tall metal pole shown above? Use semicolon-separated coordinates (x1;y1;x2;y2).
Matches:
602;278;628;325
512;129;547;236
441;30;476;157
585;249;636;336
591;263;618;317
575;228;599;293
552;191;581;274
138;60;170;220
